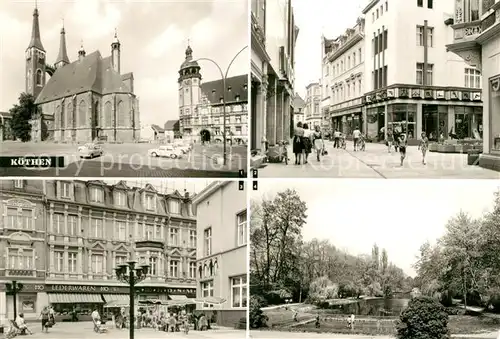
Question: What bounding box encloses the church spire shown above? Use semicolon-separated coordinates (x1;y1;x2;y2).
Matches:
55;21;69;68
27;1;45;51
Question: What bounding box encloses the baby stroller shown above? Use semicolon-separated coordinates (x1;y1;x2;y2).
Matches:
358;136;366;151
93;319;108;333
5;320;27;338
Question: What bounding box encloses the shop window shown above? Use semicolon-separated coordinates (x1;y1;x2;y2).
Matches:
422;105;448;141
20;295;36;315
388;104;417;139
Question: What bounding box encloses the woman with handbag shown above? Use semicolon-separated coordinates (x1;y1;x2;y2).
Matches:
312;125;325;162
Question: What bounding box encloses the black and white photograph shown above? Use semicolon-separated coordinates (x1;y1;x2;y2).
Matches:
0;0;248;177
250;179;500;338
0;179;247;338
251;0;500;178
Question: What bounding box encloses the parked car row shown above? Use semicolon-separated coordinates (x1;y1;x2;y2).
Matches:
148;143;192;159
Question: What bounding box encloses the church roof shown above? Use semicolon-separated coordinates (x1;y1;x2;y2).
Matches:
293;93;306;109
201;74;248;104
35;50;132;104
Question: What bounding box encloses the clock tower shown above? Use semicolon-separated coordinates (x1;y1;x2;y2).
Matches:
25;5;46;99
178;44;202;137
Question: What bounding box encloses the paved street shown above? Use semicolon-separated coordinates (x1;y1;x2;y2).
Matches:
1;322;244;339
0;142;246;177
258;141;500;178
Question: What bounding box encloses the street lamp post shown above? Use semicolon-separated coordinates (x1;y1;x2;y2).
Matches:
6;281;23;321
195;45;248;165
114;261;149;339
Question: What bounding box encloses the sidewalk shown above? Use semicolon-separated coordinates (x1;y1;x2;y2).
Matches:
250;330;500;339
258;141;500;178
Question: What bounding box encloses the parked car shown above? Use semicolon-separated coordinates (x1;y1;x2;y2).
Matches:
148;145;183;158
78;143;103;158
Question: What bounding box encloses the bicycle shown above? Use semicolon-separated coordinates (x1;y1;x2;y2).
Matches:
183;321;189;334
340;137;347;150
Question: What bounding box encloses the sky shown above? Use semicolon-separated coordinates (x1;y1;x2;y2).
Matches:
252;179;499;277
0;0;248;126
292;0;365;99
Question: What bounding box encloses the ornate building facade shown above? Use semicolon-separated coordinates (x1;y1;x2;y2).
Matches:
447;0;500;171
177;46;248;144
25;6;140;143
304;82;322;130
0;180;197;323
192;181;247;327
251;0;298;153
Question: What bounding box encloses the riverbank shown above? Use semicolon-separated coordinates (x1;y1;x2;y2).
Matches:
262;304;500;336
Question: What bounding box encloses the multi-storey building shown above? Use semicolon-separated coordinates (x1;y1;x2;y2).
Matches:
304;82;322;129
193;181;247;327
251;0;298;153
0;180;197;323
362;0;483;144
447;0;500;170
178;46;248;144
321;18;366;136
293;93;306;126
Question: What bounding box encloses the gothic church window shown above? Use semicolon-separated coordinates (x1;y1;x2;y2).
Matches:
117;100;125;127
36;69;42;86
104;101;112;127
78;100;86;126
55;105;61;128
66;103;73;128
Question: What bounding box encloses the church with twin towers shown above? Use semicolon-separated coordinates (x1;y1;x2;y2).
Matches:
26;5;140;143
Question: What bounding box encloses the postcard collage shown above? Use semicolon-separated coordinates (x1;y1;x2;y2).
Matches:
0;0;499;338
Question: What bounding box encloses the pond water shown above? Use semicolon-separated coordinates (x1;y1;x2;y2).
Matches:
324;298;410;317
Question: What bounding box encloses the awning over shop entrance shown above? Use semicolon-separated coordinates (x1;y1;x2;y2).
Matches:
102;294;129;303
48;293;103;304
168;295;187;301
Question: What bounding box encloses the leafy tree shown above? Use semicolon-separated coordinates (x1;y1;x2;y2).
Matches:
396;296;450;339
9;92;38;142
309;276;338;301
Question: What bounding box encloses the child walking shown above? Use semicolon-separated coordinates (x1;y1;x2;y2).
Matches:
418;132;429;165
398;133;408;166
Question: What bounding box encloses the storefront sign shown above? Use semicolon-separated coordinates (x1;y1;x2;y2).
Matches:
424;90;434;99
46;284;129;294
450;91;461;100
462;91;471;100
436;90;445;99
398;88;409;98
473;92;481;101
387;89;395;98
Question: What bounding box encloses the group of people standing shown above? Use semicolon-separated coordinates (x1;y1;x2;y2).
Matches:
292;122;325;165
386;128;429;166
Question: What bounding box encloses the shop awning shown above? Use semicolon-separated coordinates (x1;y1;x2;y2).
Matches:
169;295;187;301
102;294;129;303
48;293;103;304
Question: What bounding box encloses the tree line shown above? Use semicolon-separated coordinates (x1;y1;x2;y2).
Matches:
250;189;412;305
413;189;500;312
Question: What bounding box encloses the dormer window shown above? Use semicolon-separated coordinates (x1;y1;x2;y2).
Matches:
14;180;23;189
170;200;180;214
115;191;126;207
145;195;155;211
90;187;104;203
61;182;71;198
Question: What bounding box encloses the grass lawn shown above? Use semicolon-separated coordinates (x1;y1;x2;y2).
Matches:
448;315;500;334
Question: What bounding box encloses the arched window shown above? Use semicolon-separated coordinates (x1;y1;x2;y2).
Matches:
94;101;100;127
36;69;42;86
116;100;125;127
209;261;213;276
198;266;202;279
78;100;86;126
66;103;73;128
104;101;112;127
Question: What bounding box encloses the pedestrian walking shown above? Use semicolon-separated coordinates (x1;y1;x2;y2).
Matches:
312;125;325;162
39;306;50;333
418;132;429;165
386;128;394;153
352;127;361;151
398;133;408;166
333;128;341;148
293;122;304;165
302;123;312;164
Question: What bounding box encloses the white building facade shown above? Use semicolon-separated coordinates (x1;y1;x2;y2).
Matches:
447;0;500;171
321;18;366;136
362;0;483;144
251;0;298;152
304;82;322;130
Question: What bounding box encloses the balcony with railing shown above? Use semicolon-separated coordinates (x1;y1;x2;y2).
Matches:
326;18;365;63
447;0;500;70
